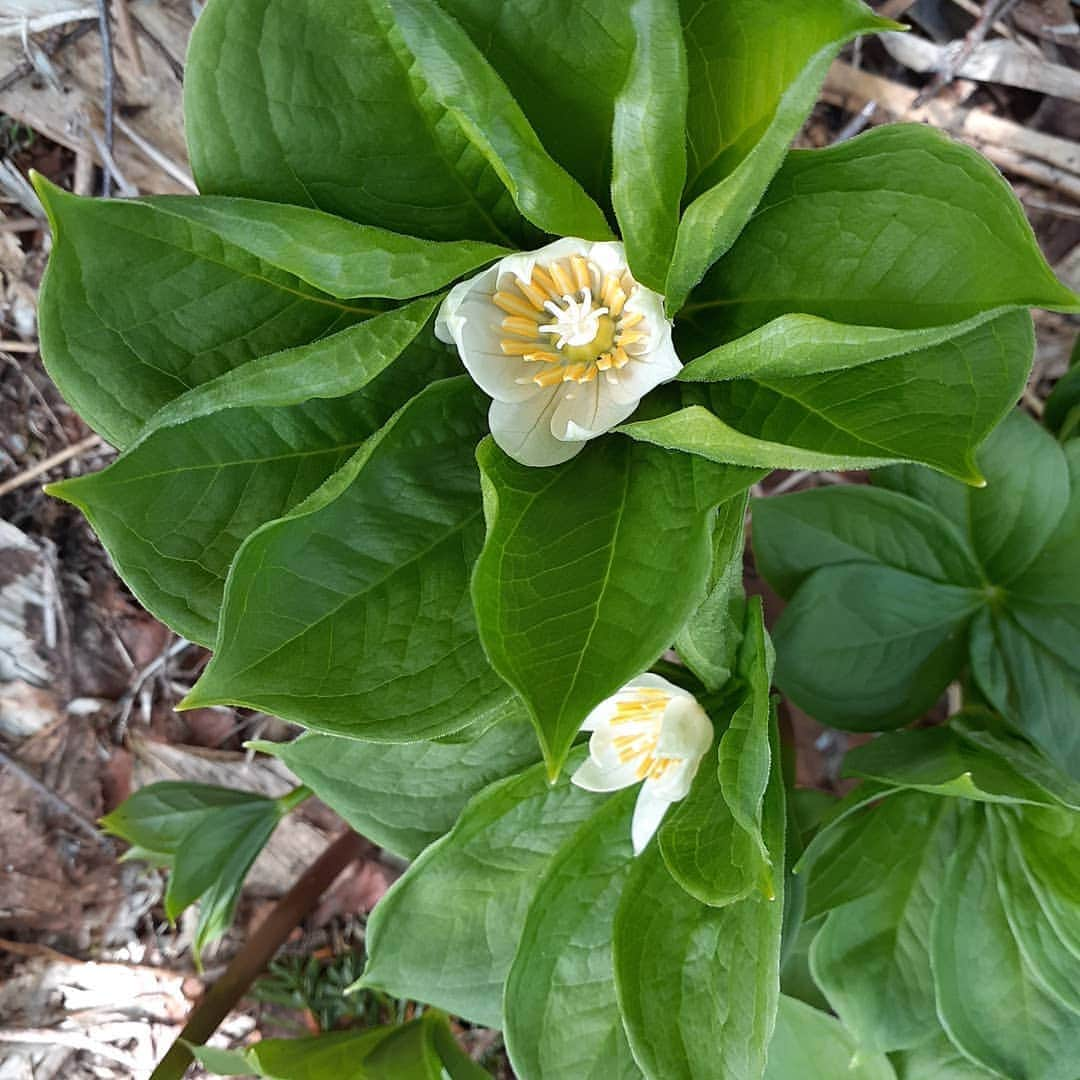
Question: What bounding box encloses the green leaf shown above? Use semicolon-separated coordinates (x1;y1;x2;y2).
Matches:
1015;805;1080;906
675;490;752;691
764;996;897;1080
678;310;1011;385
951;712;1080;813
753;486;981;599
33;176;382;448
614;712;785;1080
668;0;895;310
892;1032;998;1080
842;727;1067;807
164;798;280;919
184;0;527;245
965;411;1070;583
659;623;775;910
611;0;686;292
100;781;271;858
250;708;541;859
1045;364;1080;441
800;789;939;919
243;1027;396;1079
810;795;953;1051
126;197;509;300
358;752;601;1028
187;1044;255;1076
182;379;513;741
772;564;982;731
385;0;612;241
471;435;754;778
932;806;1080;1080
668;312;1034;485
718;599;774;879
48;301;446;645
504;787;642;1080
433;0;634;207
991;812;1080;1015
680;124;1078;343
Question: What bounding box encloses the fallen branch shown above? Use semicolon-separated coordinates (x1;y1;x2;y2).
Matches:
824;60;1080;200
0;433;106;498
149;830;367;1080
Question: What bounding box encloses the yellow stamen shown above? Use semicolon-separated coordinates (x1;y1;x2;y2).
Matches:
616;330;646;347
562;362;588;382
636;754;656;780
619;311;644;330
595;352;614;371
607;287;628;317
501;340;546;356
531;265;562;300
515;276;549;310
532;367;566;387
494;290;540;318
502;315;541;338
549;260;575;297
571;255;592;294
577;366;598;383
523;351;560;364
611;347;630;369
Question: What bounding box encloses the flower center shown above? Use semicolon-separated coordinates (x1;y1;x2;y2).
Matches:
492;254;649;389
609;686;677;781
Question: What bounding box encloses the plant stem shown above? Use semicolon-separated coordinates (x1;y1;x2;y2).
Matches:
150;830;366;1080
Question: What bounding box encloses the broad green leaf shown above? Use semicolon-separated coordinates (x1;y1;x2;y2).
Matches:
680;125;1078;344
360;1016;447;1080
1015;806;1080;906
764;996;897;1080
659;658;774;908
472;435;754;778
810;796;953;1051
358;752;601;1028
932;806;1080;1080
969;608;1080;781
670;312;1034;485
130;197;509;300
668;0;895;310
772;564;982;731
187;1044;254;1076
842;728;1065;807
49;301;446;645
33;176;381;448
611;0;686;292
185;0;527;245
164;798;280;919
675;490;752;690
386;0;611;241
753;486;981;598
1046;364;1080;441
100;781;269;858
244;1029;390;1079
250;707;541;859
614;714;785;1080
619;406;902;473
963;411;1070;583
504;788;642;1080
678;311;1010;384
951;712;1080;813
802;790;946;921
433;0;634;206
794;781;902;877
892;1032;998;1080
182;380;513;741
717;600;774;880
991;812;1080;1015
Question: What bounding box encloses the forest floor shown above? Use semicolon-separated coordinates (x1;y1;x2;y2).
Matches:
0;0;1077;1076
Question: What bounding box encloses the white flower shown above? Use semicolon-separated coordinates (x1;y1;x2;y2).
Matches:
435;237;682;467
571;673;713;855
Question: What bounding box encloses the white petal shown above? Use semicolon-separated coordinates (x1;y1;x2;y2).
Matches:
497;237;594;288
572;754;643;794
648;756;700;803
580;695;621;731
551;376;639;442
623;672;696;701
489;394;585;467
631;785;673;854
587;241;629;277
605;326;682;407
656;696;714;761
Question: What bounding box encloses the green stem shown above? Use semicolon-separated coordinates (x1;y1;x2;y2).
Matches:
277;784;313;814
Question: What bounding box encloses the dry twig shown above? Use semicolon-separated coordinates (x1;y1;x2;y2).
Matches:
0;433;106;498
